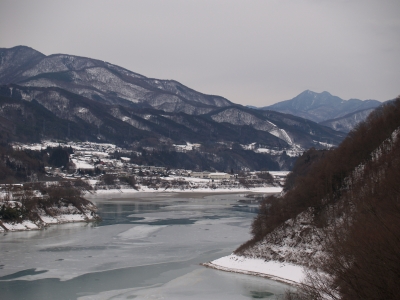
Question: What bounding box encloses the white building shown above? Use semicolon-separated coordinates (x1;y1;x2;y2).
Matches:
209;172;231;180
190;172;211;179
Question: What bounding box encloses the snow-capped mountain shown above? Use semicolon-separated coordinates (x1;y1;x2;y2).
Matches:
261;90;382;123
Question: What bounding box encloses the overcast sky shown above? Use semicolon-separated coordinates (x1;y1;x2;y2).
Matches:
1;0;399;106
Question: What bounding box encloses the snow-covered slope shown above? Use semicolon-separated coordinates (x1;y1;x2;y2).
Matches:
206;99;400;298
0;198;98;232
0;83;346;152
211;108;293;145
319;107;375;133
0;46;233;114
0;46;45;83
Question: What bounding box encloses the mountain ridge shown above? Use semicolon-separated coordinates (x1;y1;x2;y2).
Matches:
0;46;349;171
260;89;382;123
319;107;376;132
0;46;233;114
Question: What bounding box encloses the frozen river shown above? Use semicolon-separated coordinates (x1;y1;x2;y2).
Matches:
0;192;291;299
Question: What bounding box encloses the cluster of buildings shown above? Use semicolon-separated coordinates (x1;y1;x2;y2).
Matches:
183;171;233;180
15;141;287;184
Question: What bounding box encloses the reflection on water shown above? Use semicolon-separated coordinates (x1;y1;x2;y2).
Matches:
0;192;291;299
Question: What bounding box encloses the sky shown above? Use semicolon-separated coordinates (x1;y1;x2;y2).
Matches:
1;0;399;106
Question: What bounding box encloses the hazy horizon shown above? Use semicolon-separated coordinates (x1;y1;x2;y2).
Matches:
1;0;399;106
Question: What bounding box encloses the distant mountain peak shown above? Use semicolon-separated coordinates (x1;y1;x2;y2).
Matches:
262;90;381;123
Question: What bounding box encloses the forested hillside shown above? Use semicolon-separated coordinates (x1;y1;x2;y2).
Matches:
236;96;400;299
0;144;74;183
0;46;348;172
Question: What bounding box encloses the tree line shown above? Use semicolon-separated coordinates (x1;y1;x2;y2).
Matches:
0;144;72;183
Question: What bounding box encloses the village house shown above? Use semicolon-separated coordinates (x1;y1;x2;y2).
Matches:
209;172;231;180
190;171;211;179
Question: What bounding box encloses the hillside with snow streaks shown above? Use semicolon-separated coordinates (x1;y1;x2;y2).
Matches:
211;108;293;144
0;46;348;172
0;46;233;114
208;98;400;299
110;107;151;131
0;200;98;232
319;107;375;133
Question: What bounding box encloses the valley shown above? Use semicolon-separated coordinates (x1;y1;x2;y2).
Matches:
1;44;397;300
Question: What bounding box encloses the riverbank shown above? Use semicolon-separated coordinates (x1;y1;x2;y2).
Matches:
1;186;281;232
88;188;305;288
87;186;282;199
0;193;291;299
202;254;305;286
0;202;98;232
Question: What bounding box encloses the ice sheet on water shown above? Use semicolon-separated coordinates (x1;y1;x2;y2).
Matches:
117;225;167;240
77;267;290;300
0;193;258;296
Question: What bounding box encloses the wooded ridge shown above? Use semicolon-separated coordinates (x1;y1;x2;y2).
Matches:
236;96;400;299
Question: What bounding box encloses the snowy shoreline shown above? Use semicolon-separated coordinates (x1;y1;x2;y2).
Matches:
202;254;305;287
0;211;97;232
87;186;282;198
1;187;281;232
91;185;304;288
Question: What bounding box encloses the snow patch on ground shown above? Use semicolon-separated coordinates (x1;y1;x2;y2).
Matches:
203;254;305;285
0;204;98;233
71;158;94;170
